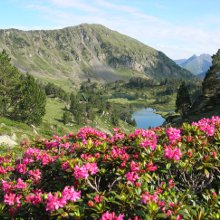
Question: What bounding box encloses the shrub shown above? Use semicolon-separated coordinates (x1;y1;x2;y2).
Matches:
0;117;220;219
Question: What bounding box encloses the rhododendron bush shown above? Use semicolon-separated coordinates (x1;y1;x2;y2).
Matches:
0;117;220;219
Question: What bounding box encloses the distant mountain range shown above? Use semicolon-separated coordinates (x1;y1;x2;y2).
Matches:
175;54;212;79
189;49;220;117
0;24;193;89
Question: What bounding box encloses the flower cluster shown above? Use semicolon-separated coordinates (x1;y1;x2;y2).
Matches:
74;162;99;179
46;186;81;212
0;117;219;219
164;145;182;161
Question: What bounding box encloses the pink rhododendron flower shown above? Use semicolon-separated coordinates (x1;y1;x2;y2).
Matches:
28;169;41;182
46;187;81;212
141;192;151;204
111;132;125;142
76;127;107;140
94;195;103;203
24;148;41;158
82;139;88;145
0;166;6;174
4;193;21;206
60;142;71;149
15;164;26;174
111;146;129;160
37;152;55;165
166;127;181;144
141;192;158;204
85;163;99;175
126;172;139;184
146;162;158;172
15;178;27;190
100;211;124;220
74;165;89;179
158;200;166;207
130;161;140;172
139;130;157;150
45;140;59;149
22;158;34;165
74;163;98;179
192;117;220;136
175;215;183;220
1;180;13;193
164;146;182;161
168;179;175;188
81;153;93;160
46;192;66;212
26;190;42;205
166;210;173;216
62;186;81;202
61;161;70;171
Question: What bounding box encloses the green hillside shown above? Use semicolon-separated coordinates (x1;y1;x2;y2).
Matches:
0;24;194;90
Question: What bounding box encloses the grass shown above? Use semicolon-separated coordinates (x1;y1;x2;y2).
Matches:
0;117;35;143
108;97;156;106
43;98;66;125
114;68;148;80
37;75;77;93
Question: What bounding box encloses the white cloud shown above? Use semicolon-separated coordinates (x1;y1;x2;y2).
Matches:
95;0;138;13
22;0;220;59
49;0;99;12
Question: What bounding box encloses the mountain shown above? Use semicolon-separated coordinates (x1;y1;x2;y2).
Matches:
0;24;193;89
166;51;219;125
189;50;220;117
175;54;212;78
174;58;187;66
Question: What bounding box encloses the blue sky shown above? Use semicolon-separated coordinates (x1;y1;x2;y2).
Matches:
0;0;220;59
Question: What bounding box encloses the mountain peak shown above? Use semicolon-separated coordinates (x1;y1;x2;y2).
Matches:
175;53;212;78
0;23;194;88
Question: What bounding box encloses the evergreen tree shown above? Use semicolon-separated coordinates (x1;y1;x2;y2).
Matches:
69;93;85;124
176;82;191;117
86;103;95;120
0;50;21;116
0;51;46;125
62;111;72;125
14;74;46;125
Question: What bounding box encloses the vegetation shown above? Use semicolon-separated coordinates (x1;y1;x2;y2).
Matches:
0;24;194;90
0;24;219;220
66;80;136;127
0;50;46;125
0;116;219;219
44;82;69;102
175;82;192;117
0;49;202;141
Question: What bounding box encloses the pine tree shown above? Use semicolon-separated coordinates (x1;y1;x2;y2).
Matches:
69;93;85;124
0;50;21;116
15;74;46;125
176;82;191;117
62;111;72;125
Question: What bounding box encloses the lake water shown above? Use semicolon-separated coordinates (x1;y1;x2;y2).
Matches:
132;108;165;129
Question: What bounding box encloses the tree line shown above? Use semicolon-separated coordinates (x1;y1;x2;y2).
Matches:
62;80;136;126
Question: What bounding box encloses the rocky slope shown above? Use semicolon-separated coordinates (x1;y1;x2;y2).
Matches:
175;54;212;79
0;24;193;89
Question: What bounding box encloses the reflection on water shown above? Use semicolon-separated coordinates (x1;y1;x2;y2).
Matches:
132;108;165;129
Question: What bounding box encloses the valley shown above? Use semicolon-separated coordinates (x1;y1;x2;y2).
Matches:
0;24;202;145
0;1;220;217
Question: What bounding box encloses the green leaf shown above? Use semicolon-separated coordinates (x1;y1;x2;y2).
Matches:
155;213;167;219
204;169;210;178
135;187;142;195
166;163;171;169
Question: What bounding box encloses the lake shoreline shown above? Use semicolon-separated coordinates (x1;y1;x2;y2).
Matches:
132;107;165;129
